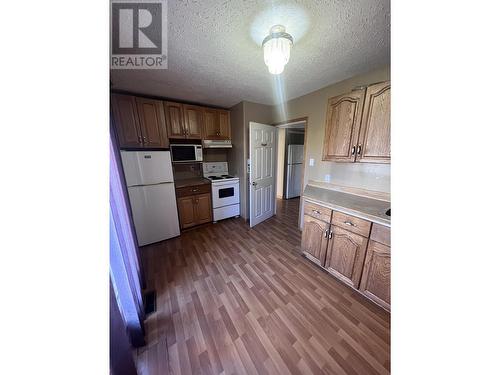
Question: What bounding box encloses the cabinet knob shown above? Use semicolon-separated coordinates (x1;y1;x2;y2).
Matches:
328;231;333;239
357;145;362;155
351;146;356;155
344;221;356;227
312;209;321;215
324;229;329;238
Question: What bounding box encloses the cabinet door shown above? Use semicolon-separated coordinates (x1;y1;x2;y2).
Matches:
322;89;366;162
183;105;203;139
177;196;197;229
164;102;186;139
135;97;168;148
194;193;212;224
218;110;231;140
203;108;220;139
111;94;143;148
357;81;391;163
359;240;391;310
324;226;368;288
301;215;329;266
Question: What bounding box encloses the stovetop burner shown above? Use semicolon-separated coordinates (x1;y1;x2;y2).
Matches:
208;175;235;180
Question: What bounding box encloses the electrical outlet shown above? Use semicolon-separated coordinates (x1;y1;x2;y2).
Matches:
324;174;331;182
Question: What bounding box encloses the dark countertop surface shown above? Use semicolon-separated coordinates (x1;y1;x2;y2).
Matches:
174;177;211;189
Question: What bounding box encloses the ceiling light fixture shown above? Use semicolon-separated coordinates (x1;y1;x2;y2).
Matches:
262;25;293;75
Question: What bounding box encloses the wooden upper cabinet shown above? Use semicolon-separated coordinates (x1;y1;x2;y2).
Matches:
111;94;143;148
135;97;168;148
301;215;329;266
164;101;185;139
357;81;391;163
203;108;219;139
322;89;366;162
359;239;391;311
203;109;231;140
324;226;369;288
183;105;203;139
218;110;231;140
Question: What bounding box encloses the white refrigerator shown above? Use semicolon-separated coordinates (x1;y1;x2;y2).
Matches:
285;144;304;199
120;151;180;246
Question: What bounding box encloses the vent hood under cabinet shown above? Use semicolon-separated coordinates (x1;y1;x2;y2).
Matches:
202;140;232;148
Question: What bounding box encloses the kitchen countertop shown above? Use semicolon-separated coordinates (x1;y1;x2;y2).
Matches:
303;184;391;227
174;177;211;189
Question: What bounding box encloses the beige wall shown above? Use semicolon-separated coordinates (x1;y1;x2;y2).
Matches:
228;102;245;217
272;66;391;193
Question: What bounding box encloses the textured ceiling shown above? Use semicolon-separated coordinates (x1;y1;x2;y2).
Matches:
110;0;390;108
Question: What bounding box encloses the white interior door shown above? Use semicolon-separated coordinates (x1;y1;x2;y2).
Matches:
249;122;277;227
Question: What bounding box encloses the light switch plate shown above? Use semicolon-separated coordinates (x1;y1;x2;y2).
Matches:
324;174;331;182
309;158;315;166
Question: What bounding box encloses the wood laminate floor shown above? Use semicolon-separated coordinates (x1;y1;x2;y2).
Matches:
136;198;390;375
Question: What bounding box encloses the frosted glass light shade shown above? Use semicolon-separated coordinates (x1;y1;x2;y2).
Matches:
262;25;293;75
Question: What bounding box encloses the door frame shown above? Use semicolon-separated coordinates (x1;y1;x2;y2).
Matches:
249;122;278;227
273;117;309;228
276;122;306;200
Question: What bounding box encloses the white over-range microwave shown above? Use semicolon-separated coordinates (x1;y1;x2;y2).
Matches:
170;144;203;163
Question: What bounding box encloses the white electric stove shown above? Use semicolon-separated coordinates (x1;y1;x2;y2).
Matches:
202;162;240;222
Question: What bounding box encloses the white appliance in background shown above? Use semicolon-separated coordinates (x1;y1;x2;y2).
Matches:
286;144;304;199
202;162;240;222
120;151;180;246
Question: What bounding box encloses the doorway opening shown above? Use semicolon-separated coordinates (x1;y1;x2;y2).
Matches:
275;118;308;228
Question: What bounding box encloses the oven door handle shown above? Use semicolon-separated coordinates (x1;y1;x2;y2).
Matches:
212;180;239;187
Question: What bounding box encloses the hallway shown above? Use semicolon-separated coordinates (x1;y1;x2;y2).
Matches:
137;198;390;374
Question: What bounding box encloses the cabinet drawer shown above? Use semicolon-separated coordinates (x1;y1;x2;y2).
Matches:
331;211;371;237
370;223;390;246
303;201;332;222
176;184;211;198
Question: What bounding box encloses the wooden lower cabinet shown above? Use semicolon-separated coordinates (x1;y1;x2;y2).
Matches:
177;192;212;230
194;194;212;224
324;226;368;288
301;199;391;311
359;240;391;311
301;215;329;266
177;196;197;229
